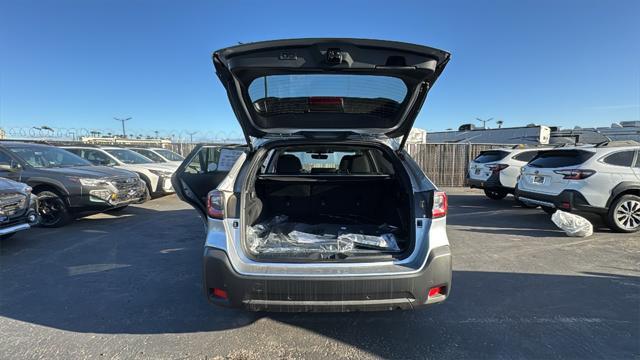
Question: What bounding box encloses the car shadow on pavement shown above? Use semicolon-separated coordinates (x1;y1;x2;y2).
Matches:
446;193;613;236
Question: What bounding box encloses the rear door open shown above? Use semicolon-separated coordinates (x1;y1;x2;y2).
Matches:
172;145;246;218
213;38;450;150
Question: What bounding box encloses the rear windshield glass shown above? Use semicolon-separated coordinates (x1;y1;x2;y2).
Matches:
247;74;407;118
261;147;392;175
473;150;509;163
528;150;594;168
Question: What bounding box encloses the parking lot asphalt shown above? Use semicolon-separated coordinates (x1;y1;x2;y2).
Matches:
0;189;638;359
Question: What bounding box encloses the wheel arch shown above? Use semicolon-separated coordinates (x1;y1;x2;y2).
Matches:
606;182;640;208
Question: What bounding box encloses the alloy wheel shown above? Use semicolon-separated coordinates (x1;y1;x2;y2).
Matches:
614;199;640;231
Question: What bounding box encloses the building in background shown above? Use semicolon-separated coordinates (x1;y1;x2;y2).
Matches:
426;125;551;145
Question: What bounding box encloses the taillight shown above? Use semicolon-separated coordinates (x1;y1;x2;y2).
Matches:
432;191;448;218
553;169;595;180
486;163;509;173
428;286;446;298
207;190;225;219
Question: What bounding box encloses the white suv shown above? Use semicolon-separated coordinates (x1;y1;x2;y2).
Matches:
468;147;549;201
515;141;640;232
63;146;177;197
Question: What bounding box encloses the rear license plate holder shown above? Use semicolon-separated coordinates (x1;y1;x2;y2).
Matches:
533;176;545;184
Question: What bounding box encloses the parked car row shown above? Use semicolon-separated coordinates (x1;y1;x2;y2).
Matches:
468;141;640;233
0;141;184;234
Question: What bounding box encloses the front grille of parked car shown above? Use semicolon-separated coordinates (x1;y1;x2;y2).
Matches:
0;193;28;217
112;177;140;192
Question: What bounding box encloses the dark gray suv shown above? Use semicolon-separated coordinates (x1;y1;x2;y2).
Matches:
0;142;147;227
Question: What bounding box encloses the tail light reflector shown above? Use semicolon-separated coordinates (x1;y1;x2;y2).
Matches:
211;288;228;300
432;191;448;218
428;286;445;298
207;190;225;219
553;169;595;180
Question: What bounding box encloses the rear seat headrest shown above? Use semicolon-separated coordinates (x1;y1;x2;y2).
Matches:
338;155;355;172
277;154;302;174
349;155;371;173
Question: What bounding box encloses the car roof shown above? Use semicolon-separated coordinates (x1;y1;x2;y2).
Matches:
0;141;55;148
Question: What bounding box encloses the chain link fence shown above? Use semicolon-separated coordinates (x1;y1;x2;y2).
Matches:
1;126;244;144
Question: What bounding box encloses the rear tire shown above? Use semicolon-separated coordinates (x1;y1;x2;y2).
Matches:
484;189;508;200
542;206;556;215
35;190;71;228
606;194;640;233
0;233;16;240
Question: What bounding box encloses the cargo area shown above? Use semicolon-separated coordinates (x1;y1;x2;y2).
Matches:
242;144;413;261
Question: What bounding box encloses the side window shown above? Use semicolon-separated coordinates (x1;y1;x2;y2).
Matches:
184;147;244;174
634;150;640;168
84;150;116;166
603;151;635;167
513;151;538;162
0;151;15;171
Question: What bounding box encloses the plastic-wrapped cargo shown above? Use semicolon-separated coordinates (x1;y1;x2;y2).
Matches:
246;215;401;256
551;210;593;237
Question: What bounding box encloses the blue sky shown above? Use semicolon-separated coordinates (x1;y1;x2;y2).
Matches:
1;0;639;141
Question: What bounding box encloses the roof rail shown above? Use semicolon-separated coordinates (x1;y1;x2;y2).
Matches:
594;140;640;148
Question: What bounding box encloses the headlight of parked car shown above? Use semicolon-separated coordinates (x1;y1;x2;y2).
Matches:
68;177;111;187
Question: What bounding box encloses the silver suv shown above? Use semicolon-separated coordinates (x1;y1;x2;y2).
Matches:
173;39;452;311
516;141;640;232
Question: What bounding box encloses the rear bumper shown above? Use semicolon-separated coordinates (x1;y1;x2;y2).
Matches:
515;189;607;214
468;173;513;193
203;245;452;312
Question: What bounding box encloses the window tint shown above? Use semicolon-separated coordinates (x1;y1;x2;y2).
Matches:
513;151;539;162
248;74;407;119
635;151;640;168
528;150;594;168
473;150;509;164
603;151;635;167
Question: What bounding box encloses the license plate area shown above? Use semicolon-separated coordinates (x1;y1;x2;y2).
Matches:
533;175;545;184
474;168;481;175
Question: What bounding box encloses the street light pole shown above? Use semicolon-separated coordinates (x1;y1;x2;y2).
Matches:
114;117;132;137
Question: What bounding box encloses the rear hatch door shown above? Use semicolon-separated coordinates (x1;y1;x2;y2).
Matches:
469;150;510;180
213;38;450;148
520;149;595;195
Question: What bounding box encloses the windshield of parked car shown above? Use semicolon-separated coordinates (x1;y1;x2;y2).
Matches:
105;149;153;164
528;150;595;168
8;146;92;168
132;149;166;163
154;149;184;161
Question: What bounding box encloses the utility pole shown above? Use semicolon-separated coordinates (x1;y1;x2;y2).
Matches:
187;131;198;143
114;117;132;137
475;117;493;129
